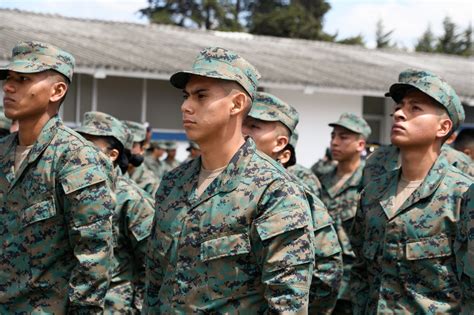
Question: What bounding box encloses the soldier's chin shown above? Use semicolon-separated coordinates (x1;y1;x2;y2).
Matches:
391;135;408;147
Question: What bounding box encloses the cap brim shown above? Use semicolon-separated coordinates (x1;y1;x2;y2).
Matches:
328;122;360;135
387;83;415;103
170;70;241;90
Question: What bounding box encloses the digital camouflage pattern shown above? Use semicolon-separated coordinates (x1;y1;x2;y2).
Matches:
351;154;473;314
130;163;161;198
0;115;115;312
144;138;315;313
386;68;465;130
455;187;474;314
287;163;323;198
442;144;474;178
144;153;167;180
0;41;75;82
249;92;300;132
170;47;261;99
329;112;372;139
104;167;155;314
123;120;147;143
0;106;11;130
294;176;342;314
363;144;474;187
319;161;365;301
76;111;131;148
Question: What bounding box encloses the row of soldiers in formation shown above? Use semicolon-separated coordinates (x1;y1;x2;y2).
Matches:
0;40;472;314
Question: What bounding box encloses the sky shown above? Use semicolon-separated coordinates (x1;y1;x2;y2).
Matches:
0;0;472;49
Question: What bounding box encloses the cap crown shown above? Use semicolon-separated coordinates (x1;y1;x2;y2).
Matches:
329;112;372;139
0;41;75;82
249;92;299;133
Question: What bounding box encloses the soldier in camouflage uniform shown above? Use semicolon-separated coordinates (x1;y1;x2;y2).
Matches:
162;141;181;172
0;41;115;312
144;140;167;179
287;129;323;198
454;128;474;161
317;112;371;314
0;106;11;138
123;120;160;197
243;91;343;314
183;140;201;163
351;69;473;314
77;111;155;314
144;47;315;313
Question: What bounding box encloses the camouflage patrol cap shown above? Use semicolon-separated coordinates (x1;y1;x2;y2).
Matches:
76;111;130;149
248;92;299;133
290;129;299;147
0;108;11;130
123;120;147;143
386;69;464;130
165;141;177;150
170;47;261;99
0;41;75;82
329;112;372;139
186;141;200;151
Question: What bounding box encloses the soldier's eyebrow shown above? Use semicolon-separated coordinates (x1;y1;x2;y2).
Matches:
188;88;209;95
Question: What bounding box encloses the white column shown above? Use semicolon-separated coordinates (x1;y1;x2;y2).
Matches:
75;74;82;124
141;78;148;122
92;77;98;112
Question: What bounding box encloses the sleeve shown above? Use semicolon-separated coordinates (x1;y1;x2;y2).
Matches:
349;191;370;315
252;180;315;314
455;184;474;314
125;188;155;311
60;157;115;312
308;196;343;314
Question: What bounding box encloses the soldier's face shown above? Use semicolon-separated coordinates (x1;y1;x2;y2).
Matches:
181;76;235;143
390;90;451;148
330;126;364;162
3;71;67;122
2;71;56;121
242;117;284;159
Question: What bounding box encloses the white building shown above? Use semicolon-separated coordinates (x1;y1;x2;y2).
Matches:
1;9;473;166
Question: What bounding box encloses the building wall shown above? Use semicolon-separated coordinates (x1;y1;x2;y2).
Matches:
266;88;363;168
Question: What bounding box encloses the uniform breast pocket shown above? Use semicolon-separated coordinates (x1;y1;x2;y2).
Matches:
200;232;254;300
402;234;460;299
21;198;63;284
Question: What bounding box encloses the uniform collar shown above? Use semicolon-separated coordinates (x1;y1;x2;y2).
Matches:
186;137;255;204
375;154;449;220
1;115;61;187
321;160;365;198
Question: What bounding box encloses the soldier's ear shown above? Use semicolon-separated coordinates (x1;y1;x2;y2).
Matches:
230;91;247;116
272;135;289;154
50;81;68;104
436;117;452;139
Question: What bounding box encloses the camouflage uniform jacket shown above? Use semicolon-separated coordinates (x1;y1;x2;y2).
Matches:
363;144;473;187
288;163;323;198
144;138;315;313
302;186;343;314
350;154;473;314
105;167;155;313
455;187;474;314
163;158;181;173
442;144;474;178
0;115;115;313
319;161;365;301
130;163;160;198
144;154;166;180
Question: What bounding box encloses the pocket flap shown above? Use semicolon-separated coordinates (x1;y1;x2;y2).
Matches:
256;210;308;241
200;233;251;262
61;166;106;195
362;240;379;260
21;198;56;227
406;235;452;260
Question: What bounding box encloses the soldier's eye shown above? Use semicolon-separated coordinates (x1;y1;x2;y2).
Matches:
183;94;189;100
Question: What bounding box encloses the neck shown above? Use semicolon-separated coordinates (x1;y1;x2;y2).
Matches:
199;130;245;170
17;113;54;146
399;144;440;181
336;154;361;177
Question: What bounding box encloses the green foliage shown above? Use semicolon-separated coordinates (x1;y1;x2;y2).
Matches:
415;18;472;56
375;19;394;49
337;34;365;46
415;25;435;53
